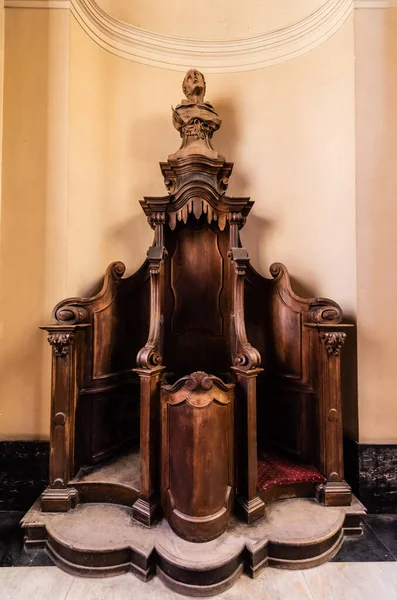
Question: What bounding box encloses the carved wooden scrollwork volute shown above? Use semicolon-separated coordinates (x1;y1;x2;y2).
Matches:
228;212;261;371
136;211;166;370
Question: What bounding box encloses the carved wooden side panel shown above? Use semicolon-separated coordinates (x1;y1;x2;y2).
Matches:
245;262;345;467
52;261;150;469
245;262;343;381
161;372;234;542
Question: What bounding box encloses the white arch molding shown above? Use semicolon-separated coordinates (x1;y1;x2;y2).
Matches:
5;0;393;72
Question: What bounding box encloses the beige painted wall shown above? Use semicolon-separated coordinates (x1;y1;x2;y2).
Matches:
355;8;397;443
0;9;70;439
0;8;357;439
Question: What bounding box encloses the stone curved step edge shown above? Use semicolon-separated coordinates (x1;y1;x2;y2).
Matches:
267;529;344;570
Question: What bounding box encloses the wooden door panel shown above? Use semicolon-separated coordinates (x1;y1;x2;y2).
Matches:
161;372;234;542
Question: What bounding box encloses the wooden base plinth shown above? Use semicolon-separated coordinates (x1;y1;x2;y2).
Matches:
41;486;79;512
132;497;161;527
235;495;265;524
21;496;366;597
317;481;352;507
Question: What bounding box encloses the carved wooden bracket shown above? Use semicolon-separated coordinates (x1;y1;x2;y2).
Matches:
320;332;347;356
229;247;261;371
47;332;75;357
136;245;166;369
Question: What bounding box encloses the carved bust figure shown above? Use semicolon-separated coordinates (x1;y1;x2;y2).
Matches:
169;69;223;161
182;69;206;104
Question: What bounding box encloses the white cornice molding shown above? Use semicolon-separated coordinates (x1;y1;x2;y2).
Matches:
70;0;354;73
4;0;359;72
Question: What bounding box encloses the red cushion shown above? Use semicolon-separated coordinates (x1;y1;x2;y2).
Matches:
257;451;326;491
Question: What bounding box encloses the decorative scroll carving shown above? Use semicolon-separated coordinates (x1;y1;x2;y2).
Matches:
320;332;347;356
269;262;343;324
185;371;213;391
229;247;261;371
53;261;126;324
136;246;165;369
48;332;75;357
163;371;232;409
161;157;234;197
309;303;343;325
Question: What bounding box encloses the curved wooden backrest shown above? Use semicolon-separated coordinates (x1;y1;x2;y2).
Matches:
245;262;342;381
162;220;233;380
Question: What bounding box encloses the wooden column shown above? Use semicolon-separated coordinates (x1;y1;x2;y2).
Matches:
229;219;264;523
39;324;89;512
305;323;353;506
134;212;166;526
133;366;165;526
233;367;265;523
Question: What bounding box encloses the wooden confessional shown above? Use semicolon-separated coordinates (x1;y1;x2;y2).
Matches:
23;69;362;592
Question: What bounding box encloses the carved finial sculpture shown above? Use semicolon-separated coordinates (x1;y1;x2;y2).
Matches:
169;69;223;161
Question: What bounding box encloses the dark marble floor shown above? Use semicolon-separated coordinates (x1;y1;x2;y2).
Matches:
0;512;54;567
1;511;396;567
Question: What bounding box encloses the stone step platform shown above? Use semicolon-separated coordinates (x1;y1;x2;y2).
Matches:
21;497;366;597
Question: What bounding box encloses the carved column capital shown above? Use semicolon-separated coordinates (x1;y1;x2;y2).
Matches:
320;332;347;356
228;211;246;227
228;247;250;275
47;332;75;357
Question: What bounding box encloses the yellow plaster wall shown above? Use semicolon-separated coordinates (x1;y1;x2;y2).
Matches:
0;9;70;439
355;8;397;443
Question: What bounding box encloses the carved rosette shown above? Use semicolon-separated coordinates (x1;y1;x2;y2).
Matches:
320;332;346;356
47;332;75;357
